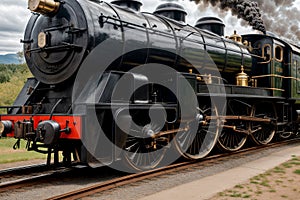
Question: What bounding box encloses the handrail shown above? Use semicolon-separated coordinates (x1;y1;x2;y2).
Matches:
252;74;300;81
252;74;285;79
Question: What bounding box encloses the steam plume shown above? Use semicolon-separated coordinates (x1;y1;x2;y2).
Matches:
191;0;266;33
252;0;300;43
191;0;300;44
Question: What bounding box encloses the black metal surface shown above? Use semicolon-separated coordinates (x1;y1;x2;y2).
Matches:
111;0;143;11
195;17;225;36
154;2;187;22
9;78;39;114
1;0;298;168
24;0;88;84
23;0;253;85
0;120;13;136
36;120;61;145
14;120;34;139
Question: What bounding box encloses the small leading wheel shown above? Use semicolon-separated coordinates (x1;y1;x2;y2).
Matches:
250;102;277;145
175;103;220;159
122;112;168;172
217;100;249;152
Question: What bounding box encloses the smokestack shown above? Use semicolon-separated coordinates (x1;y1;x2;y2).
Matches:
111;0;143;12
154;3;187;23
195;17;225;36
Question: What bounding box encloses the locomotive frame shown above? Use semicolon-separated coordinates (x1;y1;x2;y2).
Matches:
0;0;299;171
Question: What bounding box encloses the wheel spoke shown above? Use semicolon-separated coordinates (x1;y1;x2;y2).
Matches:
250;103;276;145
175;103;219;159
217;100;249;152
122;120;167;171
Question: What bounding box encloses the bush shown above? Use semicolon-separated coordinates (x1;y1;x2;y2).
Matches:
0;64;29;83
0;64;32;109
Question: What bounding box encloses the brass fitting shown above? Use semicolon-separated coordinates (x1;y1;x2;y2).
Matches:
28;0;60;15
236;66;249;87
229;30;243;44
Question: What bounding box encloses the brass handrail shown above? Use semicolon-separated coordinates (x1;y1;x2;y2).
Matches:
252;74;285;79
252;74;300;81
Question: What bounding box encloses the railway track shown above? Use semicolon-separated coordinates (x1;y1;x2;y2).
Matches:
0;163;47;177
47;138;300;200
0;165;74;193
0;138;298;198
0;163;47;192
0;160;76;181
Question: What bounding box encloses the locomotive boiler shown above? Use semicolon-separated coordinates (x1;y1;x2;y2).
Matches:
0;0;299;171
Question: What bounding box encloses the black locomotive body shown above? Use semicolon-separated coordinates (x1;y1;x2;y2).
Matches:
0;0;299;171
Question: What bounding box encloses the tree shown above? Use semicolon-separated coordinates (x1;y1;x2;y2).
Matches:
16;51;24;64
0;64;11;83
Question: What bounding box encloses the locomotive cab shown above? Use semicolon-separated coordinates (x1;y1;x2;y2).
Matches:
243;34;286;97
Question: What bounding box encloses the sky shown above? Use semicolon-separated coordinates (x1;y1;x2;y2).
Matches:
0;0;299;55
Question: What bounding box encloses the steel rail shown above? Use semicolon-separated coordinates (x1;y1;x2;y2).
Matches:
0;167;73;193
47;137;300;200
0;163;47;176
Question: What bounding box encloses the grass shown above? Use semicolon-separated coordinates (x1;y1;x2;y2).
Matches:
0;138;46;164
0;137;27;149
272;166;286;174
260;180;270;187
220;190;251;198
242;194;251;198
0;64;44;164
230;192;242;198
216;156;300;199
0;151;46;164
0;63;32;114
235;184;244;189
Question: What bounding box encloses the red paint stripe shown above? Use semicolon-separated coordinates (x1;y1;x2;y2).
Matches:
1;115;82;140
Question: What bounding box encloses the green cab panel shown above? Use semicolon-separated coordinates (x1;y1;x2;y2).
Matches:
291;53;300;101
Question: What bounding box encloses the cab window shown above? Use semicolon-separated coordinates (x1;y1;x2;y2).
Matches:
262;44;271;62
275;46;283;62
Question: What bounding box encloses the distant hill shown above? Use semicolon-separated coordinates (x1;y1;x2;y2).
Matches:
0;54;22;64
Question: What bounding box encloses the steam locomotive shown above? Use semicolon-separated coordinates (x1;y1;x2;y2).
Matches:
0;0;299;171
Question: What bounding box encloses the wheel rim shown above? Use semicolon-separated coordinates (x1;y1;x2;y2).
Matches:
279;132;293;139
218;120;248;151
251;103;277;145
217;100;249;151
175;103;220;159
122;121;168;171
278;126;293;139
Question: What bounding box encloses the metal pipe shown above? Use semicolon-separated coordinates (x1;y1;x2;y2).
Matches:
28;0;60;15
206;115;272;123
152;128;188;138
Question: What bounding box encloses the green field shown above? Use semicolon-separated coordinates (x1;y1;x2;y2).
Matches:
0;138;47;164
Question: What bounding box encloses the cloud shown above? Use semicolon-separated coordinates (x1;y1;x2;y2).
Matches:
0;0;31;54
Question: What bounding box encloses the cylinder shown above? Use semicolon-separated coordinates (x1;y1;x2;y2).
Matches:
28;0;60;15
